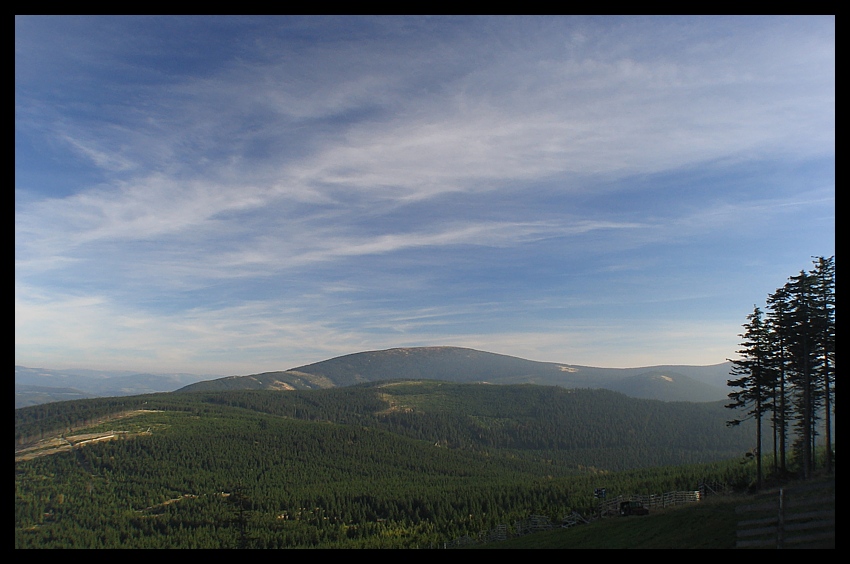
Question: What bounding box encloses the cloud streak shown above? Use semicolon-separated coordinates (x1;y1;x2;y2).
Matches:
15;16;834;373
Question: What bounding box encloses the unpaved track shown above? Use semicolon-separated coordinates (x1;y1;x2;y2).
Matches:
15;409;159;462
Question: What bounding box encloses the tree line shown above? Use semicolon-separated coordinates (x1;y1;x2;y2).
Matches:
726;256;835;487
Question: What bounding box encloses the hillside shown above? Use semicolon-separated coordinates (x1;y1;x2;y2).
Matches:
177;347;731;402
604;370;730;402
15;382;760;548
17;382;753;470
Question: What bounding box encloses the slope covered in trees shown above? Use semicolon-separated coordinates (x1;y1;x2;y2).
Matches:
16;383;758;548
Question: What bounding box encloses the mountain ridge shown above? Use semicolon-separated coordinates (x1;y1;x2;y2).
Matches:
176;346;732;402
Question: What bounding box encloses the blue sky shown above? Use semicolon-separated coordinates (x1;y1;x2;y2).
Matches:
15;16;834;375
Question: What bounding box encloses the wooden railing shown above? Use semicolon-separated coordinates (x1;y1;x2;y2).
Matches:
735;479;835;549
598;490;701;516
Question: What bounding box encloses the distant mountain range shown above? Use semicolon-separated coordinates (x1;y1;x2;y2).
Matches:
175;346;733;403
14;367;216;408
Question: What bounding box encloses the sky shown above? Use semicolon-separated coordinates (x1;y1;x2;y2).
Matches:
15;16;834;375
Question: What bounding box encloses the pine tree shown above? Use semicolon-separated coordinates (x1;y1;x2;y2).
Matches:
726;305;772;489
786;270;823;478
765;285;793;474
810;256;835;473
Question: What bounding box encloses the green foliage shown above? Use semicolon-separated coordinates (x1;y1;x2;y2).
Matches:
16;383;760;548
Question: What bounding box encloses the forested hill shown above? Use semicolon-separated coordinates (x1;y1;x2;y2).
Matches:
191;382;753;467
15;382;757;548
176;346;731;402
16;381;752;471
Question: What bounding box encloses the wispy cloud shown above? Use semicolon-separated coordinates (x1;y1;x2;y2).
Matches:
15;16;834;372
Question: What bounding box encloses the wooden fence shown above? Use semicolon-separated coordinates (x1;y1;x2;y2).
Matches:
735;479;835;549
598;490;701;517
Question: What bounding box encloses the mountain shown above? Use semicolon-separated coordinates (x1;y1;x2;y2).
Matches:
14;366;217;408
177;346;731;402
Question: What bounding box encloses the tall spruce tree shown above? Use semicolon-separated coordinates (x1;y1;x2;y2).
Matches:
786;270;821;478
765;285;793;474
726;305;772;489
810;256;835;473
